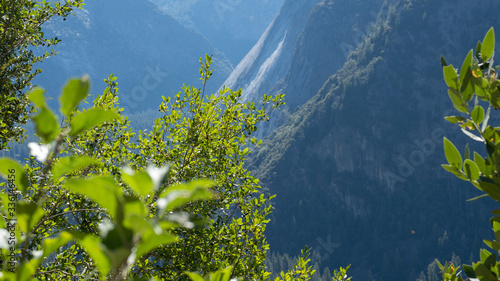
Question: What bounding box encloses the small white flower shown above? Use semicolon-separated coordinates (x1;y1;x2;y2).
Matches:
28;142;51;162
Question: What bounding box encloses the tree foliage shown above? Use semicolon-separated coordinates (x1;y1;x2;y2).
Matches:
0;56;308;280
439;27;500;281
0;0;84;151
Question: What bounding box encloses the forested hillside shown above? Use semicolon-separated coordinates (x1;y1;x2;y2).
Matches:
247;0;500;280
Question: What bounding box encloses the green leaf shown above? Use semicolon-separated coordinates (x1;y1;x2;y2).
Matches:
122;170;154;197
443;137;463;170
69;108;120;136
471;105;485;125
460;50;474;101
464;159;480;181
75;233;111;278
16;202;45;233
476;41;483;59
136;230;177;259
0;158;29;193
52;156;100;179
184;272;205;281
440;55;448;68
484;239;500;252
441;164;467;181
158;180;214;214
32;107;59;143
481;27;495;61
474;152;486;173
473;262;496;281
479;181;500;203
463;264;476;278
60;75;90;117
42;231;73;258
64;177;122;219
443;65;459;90
447;89;468;113
28;87;46;108
444;116;465;124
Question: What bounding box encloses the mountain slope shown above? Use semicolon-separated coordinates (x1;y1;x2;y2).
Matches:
223;0;388;137
35;0;232;112
249;0;500;280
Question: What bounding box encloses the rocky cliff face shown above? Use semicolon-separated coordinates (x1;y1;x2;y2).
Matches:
223;0;389;137
36;0;232;112
248;0;500;279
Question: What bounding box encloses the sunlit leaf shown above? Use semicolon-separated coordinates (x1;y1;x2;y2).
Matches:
481;27;495;61
443;65;459;90
122;168;154;197
28;87;46;108
52;156;100;178
0;158;29;193
60;75;90;117
69;108;120;136
32;107;59;143
443;137;463;170
16;202;45;233
64;177;122;219
464;159;480;181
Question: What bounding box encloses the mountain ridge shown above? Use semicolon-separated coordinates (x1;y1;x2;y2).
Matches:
248;0;500;279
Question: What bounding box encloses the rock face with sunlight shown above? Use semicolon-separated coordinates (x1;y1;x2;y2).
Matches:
223;0;386;137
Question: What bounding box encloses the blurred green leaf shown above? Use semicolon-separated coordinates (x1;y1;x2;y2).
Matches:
32;107;59;143
16;202;45;233
60;75;90;117
64;177;122;219
42;231;73;258
76;233;111;278
136;230;177;259
28;87;46;108
69;108;120;136
122;170;153;197
158;180;214;214
52;156;100;178
185;272;205;281
0;157;29;193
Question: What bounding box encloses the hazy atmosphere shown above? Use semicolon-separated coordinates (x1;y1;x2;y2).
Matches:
2;1;500;280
